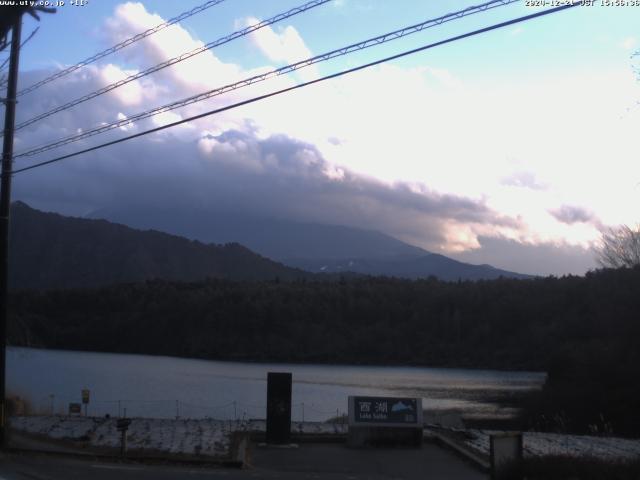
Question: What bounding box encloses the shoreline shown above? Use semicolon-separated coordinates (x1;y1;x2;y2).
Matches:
8;345;549;375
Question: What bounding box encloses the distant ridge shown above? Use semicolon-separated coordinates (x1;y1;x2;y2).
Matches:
9;202;308;290
91;205;532;281
87;206;428;260
285;254;533;281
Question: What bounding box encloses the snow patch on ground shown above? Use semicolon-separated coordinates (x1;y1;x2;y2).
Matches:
456;429;640;461
10;416;234;458
242;419;347;435
9;416;348;458
12;416;638;462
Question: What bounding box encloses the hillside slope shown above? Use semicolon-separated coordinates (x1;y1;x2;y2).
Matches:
9;202;308;290
286;254;532;280
90;206;531;280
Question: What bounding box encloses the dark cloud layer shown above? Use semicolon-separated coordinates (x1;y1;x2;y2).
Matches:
451;236;597;276
13;115;514;253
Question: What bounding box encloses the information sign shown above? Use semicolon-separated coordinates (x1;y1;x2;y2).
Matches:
349;396;422;427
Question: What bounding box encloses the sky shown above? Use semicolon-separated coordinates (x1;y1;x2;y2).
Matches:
2;0;639;275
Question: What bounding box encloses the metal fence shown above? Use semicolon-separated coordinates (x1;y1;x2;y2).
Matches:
19;394;347;423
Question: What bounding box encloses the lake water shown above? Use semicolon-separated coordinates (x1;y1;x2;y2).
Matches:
7;347;545;422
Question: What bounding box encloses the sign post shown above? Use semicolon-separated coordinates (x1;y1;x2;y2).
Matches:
68;403;81;416
116;418;132;457
81;389;90;417
490;432;523;480
348;396;423;447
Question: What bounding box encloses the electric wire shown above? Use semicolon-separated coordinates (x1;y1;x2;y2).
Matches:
13;0;520;159
0;54;10;72
10;3;579;176
7;0;332;135
16;0;228;97
0;27;38;90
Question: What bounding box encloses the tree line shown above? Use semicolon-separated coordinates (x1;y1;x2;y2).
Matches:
8;267;640;435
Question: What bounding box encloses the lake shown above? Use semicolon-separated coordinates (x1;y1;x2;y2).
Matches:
7;347;545;422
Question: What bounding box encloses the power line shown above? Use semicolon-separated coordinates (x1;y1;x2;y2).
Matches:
13;0;520;159
0;55;10;72
8;0;332;135
19;26;39;50
16;0;228;97
0;27;38;89
11;3;579;176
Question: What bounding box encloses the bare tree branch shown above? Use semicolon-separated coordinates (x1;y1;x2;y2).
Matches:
594;224;640;268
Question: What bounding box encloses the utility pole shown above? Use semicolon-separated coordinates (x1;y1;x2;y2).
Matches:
0;11;22;449
0;5;54;449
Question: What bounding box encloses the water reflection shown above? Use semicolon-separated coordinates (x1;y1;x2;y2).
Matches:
8;347;545;421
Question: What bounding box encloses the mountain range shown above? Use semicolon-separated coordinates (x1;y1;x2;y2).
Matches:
8;202;530;290
89;205;532;281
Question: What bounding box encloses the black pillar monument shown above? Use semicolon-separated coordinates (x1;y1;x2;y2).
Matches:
266;372;292;445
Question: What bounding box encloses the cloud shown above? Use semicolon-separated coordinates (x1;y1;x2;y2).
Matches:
105;2;244;91
15;121;518;256
451;236;597;276
243;18;318;81
549;205;598;226
99;64;145;106
620;36;637;50
116;112;134;132
244;18;311;63
501;171;548;191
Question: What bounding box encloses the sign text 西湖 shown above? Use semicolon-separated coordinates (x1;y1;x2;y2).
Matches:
350;396;421;425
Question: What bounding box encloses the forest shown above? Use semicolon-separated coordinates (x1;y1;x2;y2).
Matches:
8;266;640;435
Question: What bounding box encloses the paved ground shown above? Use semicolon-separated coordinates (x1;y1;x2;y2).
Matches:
0;443;487;480
251;443;487;479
